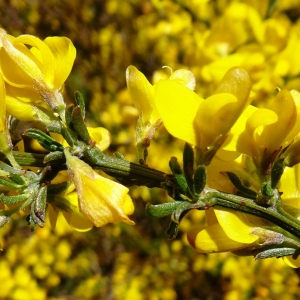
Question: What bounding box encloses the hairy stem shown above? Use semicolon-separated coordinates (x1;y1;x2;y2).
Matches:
202;188;300;239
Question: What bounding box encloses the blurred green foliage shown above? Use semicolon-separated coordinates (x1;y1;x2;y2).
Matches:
1;0;300;299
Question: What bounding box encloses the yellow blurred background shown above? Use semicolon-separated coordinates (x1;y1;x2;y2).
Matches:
0;0;300;299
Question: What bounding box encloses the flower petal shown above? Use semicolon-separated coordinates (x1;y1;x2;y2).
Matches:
232;107;277;157
214;209;264;243
5;94;38;122
155;79;203;146
259;90;296;151
65;152;135;227
195;92;238;149
283;255;300;268
126;65;157;123
0;34;41;87
279;164;300;208
15;34;55;86
88;127;111;151
187;223;248;253
195;67;252;151
169;69;196;90
61;192;94;232
44;36;76;90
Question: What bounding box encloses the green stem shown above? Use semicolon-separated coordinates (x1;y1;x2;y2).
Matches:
4;151;167;188
3;151;300;241
202;188;300;239
89;155;167;188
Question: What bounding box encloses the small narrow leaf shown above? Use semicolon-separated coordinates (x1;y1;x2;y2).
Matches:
71;106;91;143
193;165;206;195
24;129;64;152
255;247;296;260
43;151;65;164
169;157;190;195
74;91;86;119
34;186;47;223
0;193;28;204
65;104;74;127
46;120;62;134
183;142;194;189
146;201;182;218
271;158;285;189
226;172;258;199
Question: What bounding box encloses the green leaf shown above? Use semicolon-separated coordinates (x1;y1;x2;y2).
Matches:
0;193;28;204
47;120;62;134
166;221;180;240
24;129;64;152
71;106;91;143
74;91;86;119
34;186;47;223
0;178;24;189
65;104;74;127
255;247;297;259
183;143;194;186
146;201;182;218
271;158;285;189
61;125;75;147
43;151;65;164
226;172;258;199
29;200;44;228
171;201;193;223
193;165;206;195
169;157;191;196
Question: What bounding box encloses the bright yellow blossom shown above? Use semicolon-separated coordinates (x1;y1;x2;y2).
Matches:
224;89;300;173
126;65;195;161
187;207;299;266
187;208;266;253
65;149;135;227
155;67;251;164
48;191;94;233
126;65;161;160
274;21;300;78
0;28;76;117
279;165;300;267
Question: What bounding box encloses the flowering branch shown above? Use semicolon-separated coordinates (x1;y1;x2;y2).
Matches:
1;28;300;268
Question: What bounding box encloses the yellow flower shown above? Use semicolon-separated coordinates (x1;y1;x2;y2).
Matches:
187;208;267;253
279;164;300;210
187;207;296;268
187;160;300;267
4;84;57;123
203;2;263;58
225;89;300;172
279;164;300;268
276;164;300;268
86;127;111;151
65;149;134;227
126;65;195;161
155;67;251;164
274;21;300;78
0;28;76;117
126;65;161;160
45;170;93;232
48;193;94;233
